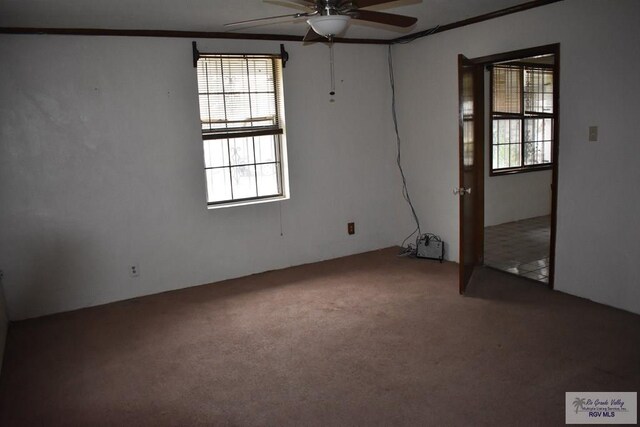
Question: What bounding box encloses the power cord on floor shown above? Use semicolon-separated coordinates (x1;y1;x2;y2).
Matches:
388;26;440;257
388;44;420;256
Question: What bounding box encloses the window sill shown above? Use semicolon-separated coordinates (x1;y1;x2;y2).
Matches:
207;194;289;210
490;164;552;177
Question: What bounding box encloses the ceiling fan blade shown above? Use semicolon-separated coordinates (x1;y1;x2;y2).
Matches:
268;0;316;4
224;12;310;27
265;0;316;12
350;10;417;27
303;27;325;42
342;0;398;7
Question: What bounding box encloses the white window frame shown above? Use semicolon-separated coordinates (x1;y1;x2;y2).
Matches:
490;62;555;175
196;53;289;208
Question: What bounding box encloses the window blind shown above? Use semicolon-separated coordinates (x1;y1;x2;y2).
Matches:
197;55;283;140
490;63;554;173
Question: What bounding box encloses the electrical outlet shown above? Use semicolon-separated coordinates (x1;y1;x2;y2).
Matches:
348;222;355;235
129;264;140;278
589;126;598;142
0;270;3;281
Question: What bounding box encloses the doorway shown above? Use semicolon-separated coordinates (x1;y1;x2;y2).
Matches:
483;53;555;284
458;44;560;293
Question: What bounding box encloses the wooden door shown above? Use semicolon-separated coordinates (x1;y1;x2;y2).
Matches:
457;54;482;294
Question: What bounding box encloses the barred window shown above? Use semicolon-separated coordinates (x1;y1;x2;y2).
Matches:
196;54;288;207
490;63;554;174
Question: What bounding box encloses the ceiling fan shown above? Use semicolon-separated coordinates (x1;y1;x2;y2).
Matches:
225;0;418;42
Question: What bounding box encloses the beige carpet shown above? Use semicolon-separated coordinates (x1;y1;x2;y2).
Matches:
0;247;638;426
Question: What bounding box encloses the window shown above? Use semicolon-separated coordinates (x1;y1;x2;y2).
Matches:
462;69;474;168
196;54;288;207
490;62;554;174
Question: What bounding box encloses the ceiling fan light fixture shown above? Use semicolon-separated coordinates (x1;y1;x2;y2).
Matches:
307;15;351;37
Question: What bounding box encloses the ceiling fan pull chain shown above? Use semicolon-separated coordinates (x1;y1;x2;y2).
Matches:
329;40;336;96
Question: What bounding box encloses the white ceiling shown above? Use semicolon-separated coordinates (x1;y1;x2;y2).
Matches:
0;0;539;40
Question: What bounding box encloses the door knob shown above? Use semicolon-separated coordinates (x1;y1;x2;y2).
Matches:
453;187;471;195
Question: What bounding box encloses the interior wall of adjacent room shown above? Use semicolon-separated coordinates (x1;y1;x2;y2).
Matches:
484;165;552;227
484;70;552;227
0;36;410;320
393;0;640;314
484;163;552;226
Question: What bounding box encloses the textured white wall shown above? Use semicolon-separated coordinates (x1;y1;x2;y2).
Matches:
2;1;638;320
0;36;411;320
484;168;552;227
393;0;640;314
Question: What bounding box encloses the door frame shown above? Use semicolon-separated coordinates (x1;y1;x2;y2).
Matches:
462;43;560;290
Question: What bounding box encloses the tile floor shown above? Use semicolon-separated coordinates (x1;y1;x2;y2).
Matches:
484;215;551;284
